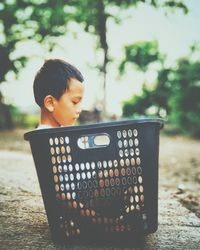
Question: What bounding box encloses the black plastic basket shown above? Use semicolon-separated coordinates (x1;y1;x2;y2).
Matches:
24;118;164;245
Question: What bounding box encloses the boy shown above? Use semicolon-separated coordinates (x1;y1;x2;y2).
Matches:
33;59;97;229
33;60;126;231
33;59;84;128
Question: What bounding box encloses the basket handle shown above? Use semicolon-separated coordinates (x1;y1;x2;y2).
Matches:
77;132;110;150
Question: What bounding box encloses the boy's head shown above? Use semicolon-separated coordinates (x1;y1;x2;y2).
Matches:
33;59;84;127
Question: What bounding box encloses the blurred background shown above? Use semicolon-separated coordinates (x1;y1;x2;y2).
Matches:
0;0;199;137
0;0;200;239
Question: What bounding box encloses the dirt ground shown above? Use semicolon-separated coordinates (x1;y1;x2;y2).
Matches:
159;133;200;218
0;128;200;249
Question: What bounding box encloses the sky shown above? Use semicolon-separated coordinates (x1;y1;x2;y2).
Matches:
1;0;200;116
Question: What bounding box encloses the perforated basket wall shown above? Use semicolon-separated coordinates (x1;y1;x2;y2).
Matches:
24;118;163;245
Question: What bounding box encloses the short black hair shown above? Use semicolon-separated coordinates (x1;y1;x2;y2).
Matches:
33;59;84;107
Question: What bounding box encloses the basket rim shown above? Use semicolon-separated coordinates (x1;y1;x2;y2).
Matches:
24;117;164;141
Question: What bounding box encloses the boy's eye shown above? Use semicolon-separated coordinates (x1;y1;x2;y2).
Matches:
72;98;82;105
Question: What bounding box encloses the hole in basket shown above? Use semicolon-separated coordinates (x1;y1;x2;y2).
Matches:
74;164;79;171
117;131;122;139
94;135;110;146
122;130;127;138
118;140;123;148
56;147;60;154
109;169;113;177
61;146;65;154
66;146;71;153
54;175;58;183
119;150;123;157
54;137;59;145
128;129;132;137
133;129;138;137
103;161;107;168
120;159;125;167
49;138;54;146
123;140;128;148
50;147;55;155
52;166;57;174
139;185;144;193
129;139;133;147
131;158;135;165
125;158;130;166
77;133;110;149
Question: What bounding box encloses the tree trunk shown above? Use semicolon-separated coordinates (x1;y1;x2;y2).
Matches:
96;0;108;119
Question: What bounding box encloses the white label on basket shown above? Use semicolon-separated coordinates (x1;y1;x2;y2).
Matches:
77;133;110;149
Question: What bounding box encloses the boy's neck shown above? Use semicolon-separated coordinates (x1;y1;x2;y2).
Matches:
40;108;59;127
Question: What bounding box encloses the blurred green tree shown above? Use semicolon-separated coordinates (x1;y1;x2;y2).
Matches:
0;0;188;127
120;40;169;117
121;42;200;137
122;67;172;118
119;41;162;73
0;0;188;84
168;58;200;137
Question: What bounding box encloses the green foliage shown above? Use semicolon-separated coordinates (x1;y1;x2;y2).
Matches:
0;95;39;129
123;74;170;118
123;85;154;117
163;1;188;14
0;0;71;81
119;41;161;73
0;102;22;129
0;0;188;83
0;103;13;129
121;40;171;119
122;47;200;138
16;113;39;128
168;58;200;137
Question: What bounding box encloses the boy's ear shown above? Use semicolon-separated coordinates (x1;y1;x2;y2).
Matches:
43;95;55;112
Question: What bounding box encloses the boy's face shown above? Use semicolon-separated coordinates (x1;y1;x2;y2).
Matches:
52;78;84;126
